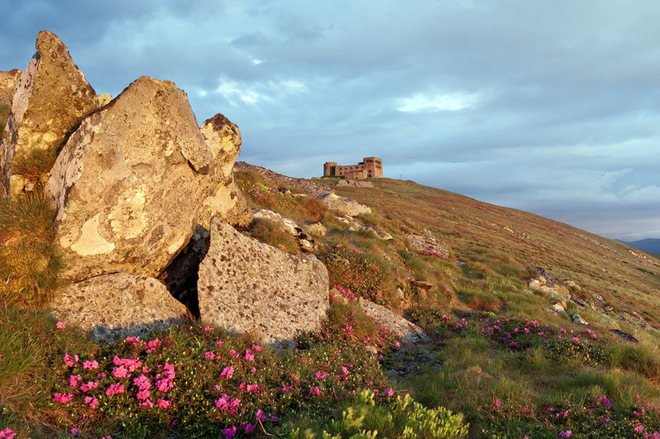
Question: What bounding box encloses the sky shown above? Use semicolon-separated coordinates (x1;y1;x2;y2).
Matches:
1;0;659;241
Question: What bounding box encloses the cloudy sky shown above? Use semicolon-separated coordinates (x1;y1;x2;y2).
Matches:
2;0;659;240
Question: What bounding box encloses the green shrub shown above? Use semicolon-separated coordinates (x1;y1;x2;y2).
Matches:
292;389;468;439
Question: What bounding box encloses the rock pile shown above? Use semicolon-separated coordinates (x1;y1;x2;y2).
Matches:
2;31;330;343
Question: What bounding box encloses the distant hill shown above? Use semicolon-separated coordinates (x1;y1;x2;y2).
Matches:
620;238;660;256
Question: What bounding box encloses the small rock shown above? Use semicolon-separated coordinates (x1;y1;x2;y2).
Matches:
609;329;639;343
320;193;371;216
410;279;433;291
551;303;565;314
571;314;589;325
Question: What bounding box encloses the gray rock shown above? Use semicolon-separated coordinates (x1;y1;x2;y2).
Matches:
610;329;639;343
197;218;329;345
49;273;187;343
320;193;371;216
405;233;450;258
358;298;431;344
571;314;589;325
1;31;98;195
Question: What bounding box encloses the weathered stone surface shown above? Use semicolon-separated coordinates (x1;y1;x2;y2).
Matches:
405;233;450;258
410;279;433;291
358;299;430;344
198;113;252;228
197;218;329;345
49;273;187;343
610;329;639;343
528;276;571;301
1;31;98;194
0;69;21;105
364;225;394;240
570;314;589;326
320;193;371;216
46;76;215;282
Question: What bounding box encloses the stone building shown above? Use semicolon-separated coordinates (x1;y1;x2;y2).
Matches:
323;157;383;179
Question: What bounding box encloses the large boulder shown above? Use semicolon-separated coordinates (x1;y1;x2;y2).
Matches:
46;76;219;282
49;273;188;343
197;218;329;345
1;31;98;195
0;69;21;106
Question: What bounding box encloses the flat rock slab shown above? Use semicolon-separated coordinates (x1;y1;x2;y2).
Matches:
358;299;431;344
49;273;187;343
198;218;329;345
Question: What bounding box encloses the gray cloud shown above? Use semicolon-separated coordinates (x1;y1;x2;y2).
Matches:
2;0;660;238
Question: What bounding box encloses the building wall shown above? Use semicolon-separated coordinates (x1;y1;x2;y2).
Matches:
323;157;383;179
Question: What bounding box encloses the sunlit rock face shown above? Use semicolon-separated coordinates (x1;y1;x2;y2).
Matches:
197;218;330;345
1;31;98;196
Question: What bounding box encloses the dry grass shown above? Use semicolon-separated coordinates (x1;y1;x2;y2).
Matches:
0;195;62;308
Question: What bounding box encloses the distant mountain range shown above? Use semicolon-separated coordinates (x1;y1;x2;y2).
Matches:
619;238;660;255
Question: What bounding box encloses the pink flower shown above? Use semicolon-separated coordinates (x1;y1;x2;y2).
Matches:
80;381;99;393
136;389;150;400
70;427;79;437
204;351;216;360
204;326;213;331
139;399;154;409
244;349;255;361
222;426;237;438
560;430;572;438
53;392;73;404
68;375;83;388
246;384;259;392
145;339;161;353
215;340;224;347
56;321;66;329
156;378;174;393
215;394;241;413
133;374;152;391
385;388;394;397
113;365;129;378
342;366;350;376
220;366;235;379
252;344;262;352
105;383;125;396
309;386;322;396
0;428;16;439
84;395;99;409
63;353;78;367
315;371;329;380
635;425;645;433
157;398;172;409
245;424;256;433
83;359;99;370
255;409;268;422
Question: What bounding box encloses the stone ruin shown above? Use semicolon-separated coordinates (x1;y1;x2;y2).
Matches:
323;156;383;179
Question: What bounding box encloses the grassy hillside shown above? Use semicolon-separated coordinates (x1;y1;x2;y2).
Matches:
0;166;659;438
329;177;660;329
